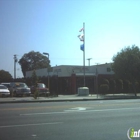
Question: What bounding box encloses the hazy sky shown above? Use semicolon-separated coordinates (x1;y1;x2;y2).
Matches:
1;0;140;78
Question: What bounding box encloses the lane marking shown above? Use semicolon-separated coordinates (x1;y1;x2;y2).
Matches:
71;107;86;110
0;122;63;128
32;134;37;137
20;107;140;116
65;107;86;112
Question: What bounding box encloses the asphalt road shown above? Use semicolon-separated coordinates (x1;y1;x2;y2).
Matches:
0;99;140;140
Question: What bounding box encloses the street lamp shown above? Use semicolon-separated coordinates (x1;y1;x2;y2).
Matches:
43;52;50;90
43;52;49;59
87;58;92;66
95;63;99;98
13;54;18;79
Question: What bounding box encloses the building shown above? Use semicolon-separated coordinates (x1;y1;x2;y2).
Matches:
26;63;114;94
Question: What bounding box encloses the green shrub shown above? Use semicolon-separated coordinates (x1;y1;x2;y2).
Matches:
116;79;123;93
123;80;131;93
135;81;140;93
109;79;116;93
101;78;109;84
34;89;39;99
99;84;109;94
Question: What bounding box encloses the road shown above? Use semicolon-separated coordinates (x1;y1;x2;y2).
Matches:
0;99;140;140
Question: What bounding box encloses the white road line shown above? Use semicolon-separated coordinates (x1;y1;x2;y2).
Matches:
20;107;140;116
64;110;82;112
0;122;63;128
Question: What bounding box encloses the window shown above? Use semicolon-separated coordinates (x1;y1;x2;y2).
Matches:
107;68;111;72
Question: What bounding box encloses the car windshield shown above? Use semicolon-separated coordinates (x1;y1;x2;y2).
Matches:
38;83;46;88
15;83;28;88
2;84;10;88
0;85;7;89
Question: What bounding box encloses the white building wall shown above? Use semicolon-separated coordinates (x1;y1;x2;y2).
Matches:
92;64;114;75
52;65;97;77
26;63;114;78
26;68;48;78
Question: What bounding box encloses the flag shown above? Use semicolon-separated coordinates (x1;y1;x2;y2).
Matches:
77;35;80;38
78;34;84;41
79;28;84;32
80;44;84;51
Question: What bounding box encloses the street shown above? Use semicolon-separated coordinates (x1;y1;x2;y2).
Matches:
0;99;140;140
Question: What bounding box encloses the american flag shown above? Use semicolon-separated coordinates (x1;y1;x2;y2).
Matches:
77;34;84;41
79;28;84;32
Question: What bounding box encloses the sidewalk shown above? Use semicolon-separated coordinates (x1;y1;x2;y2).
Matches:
0;93;140;103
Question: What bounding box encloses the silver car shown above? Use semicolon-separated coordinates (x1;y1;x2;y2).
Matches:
0;84;10;97
10;82;31;97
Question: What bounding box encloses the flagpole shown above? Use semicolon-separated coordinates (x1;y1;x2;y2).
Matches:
78;23;86;87
83;22;85;87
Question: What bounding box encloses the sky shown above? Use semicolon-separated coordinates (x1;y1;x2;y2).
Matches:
1;0;140;78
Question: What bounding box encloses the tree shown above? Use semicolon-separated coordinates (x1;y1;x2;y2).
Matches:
19;51;50;77
112;45;140;95
31;69;38;87
0;70;12;82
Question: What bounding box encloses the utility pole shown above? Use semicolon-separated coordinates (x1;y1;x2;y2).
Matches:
43;52;50;90
87;58;92;66
13;54;18;79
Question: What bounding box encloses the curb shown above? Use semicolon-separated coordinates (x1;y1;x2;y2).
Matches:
0;96;140;104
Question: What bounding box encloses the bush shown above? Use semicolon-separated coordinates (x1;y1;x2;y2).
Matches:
123;80;131;93
99;84;109;94
34;89;39;99
116;79;123;93
109;79;116;93
101;78;109;85
135;81;140;93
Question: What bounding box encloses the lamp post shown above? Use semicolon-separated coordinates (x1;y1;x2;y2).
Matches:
43;52;49;59
95;63;99;98
43;52;50;90
14;54;18;79
87;58;92;66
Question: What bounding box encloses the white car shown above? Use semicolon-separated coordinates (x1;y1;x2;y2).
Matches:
0;84;10;97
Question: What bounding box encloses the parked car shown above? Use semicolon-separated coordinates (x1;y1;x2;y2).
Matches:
31;83;50;96
1;83;11;89
10;82;31;97
1;83;12;95
0;84;10;97
1;82;31;97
